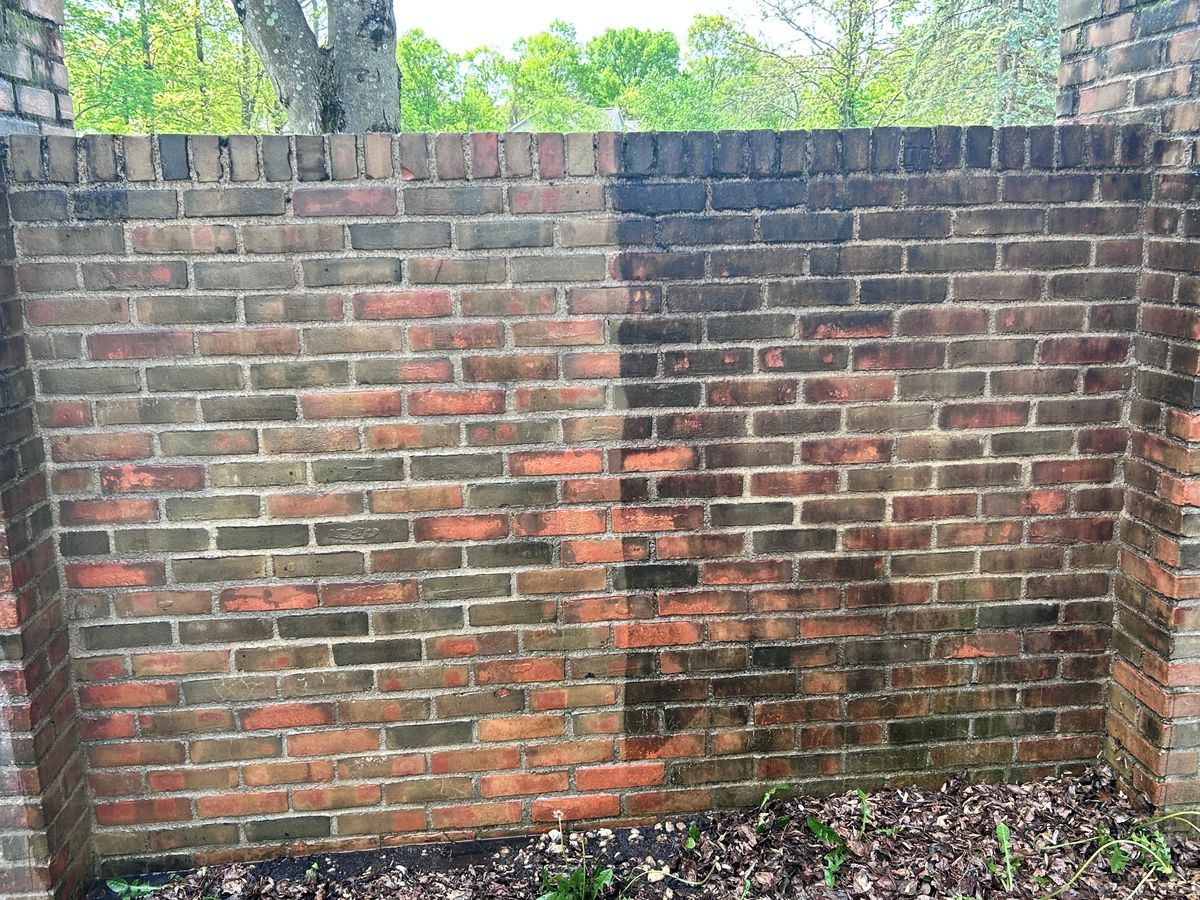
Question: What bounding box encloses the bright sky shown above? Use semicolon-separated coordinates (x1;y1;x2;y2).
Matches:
398;0;795;54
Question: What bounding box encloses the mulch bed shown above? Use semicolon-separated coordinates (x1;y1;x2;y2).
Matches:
139;767;1200;899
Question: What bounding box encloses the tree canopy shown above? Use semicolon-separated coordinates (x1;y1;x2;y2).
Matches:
64;0;1060;133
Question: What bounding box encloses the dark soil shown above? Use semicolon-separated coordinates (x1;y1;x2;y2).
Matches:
113;768;1200;899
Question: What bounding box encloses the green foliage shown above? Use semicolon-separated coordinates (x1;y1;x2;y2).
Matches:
985;821;1020;891
537;864;613;900
856;788;871;837
65;0;285;133
685;823;700;851
805;815;849;887
754;783;793;834
581;28;679;108
538;811;613;900
760;784;789;808
1128;825;1172;876
65;1;1058;133
105;878;159;899
396;29;505;131
895;0;1058;126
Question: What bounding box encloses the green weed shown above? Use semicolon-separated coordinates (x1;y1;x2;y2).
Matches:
105;878;159;899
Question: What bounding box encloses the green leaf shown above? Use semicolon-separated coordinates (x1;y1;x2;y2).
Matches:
806;816;843;848
1107;843;1129;873
996;821;1011;849
823;847;848;887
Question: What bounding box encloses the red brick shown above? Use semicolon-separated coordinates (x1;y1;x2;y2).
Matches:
87;330;193;360
475;658;565;684
294;186;397;216
293;785;381;810
562;538;649;564
79;681;179;709
940;402;1029;429
183;587;286;617
610;447;698;472
801;438;891;465
515;509;606;536
100;465;204;494
414;514;507;542
478;715;564;741
533;794;619;822
197;791;288;818
239;703;335;731
614;622;703;649
509;449;603;476
612;506;703;532
410;322;501;350
353;290;452;319
432;800;522;829
95;798;191;826
66;561;165;589
408;388;504;416
301;390;402;419
702;559;792;585
481;772;568;797
323;582;418;606
288;729;380;757
60;498;157;525
431;747;521;774
804;375;894;403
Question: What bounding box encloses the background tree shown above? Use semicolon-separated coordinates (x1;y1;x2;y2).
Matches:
231;0;400;132
396;29;505;131
895;0;1057;125
66;0;284;132
65;4;1060;134
628;16;772;130
502;21;603;130
756;0;918;127
581;28;680;109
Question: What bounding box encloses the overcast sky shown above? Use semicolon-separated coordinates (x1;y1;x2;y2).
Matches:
398;0;796;54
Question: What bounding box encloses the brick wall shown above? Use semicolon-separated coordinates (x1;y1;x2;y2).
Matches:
0;153;89;897
0;0;72;134
0;125;1167;877
1059;0;1199;139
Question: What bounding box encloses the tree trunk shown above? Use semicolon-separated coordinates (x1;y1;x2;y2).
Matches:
230;0;400;133
137;0;153;71
327;0;400;132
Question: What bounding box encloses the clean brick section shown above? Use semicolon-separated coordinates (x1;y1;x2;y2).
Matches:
0;122;1191;881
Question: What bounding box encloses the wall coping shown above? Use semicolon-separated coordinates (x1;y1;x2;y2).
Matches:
2;125;1194;188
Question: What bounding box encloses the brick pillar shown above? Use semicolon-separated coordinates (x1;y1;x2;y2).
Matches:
0;0;73;134
1110;165;1200;810
0;161;89;896
1058;0;1200;812
1058;0;1199;138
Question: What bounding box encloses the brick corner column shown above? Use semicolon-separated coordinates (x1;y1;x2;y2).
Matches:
1109;160;1200;811
1058;0;1200;815
0;149;90;898
1058;0;1199;143
0;0;73;134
